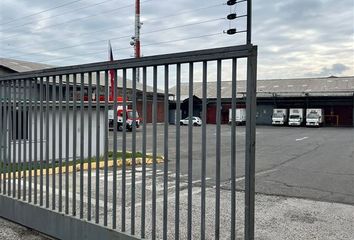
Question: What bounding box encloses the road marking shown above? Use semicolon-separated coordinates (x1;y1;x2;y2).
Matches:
295;137;308;141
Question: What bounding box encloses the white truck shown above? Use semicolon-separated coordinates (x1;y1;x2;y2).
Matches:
306;108;324;127
288;108;305;126
229;108;246;125
108;106;141;131
272;109;288;125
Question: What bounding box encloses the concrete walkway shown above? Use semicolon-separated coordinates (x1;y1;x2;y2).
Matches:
0;217;50;240
1;190;353;240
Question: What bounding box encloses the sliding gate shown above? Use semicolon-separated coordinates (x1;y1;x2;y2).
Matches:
0;44;257;239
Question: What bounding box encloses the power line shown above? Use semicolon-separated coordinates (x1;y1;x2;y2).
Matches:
1;0;118;32
1;1;154;42
1;1;220;42
0;0;85;26
3;18;225;59
27;32;227;64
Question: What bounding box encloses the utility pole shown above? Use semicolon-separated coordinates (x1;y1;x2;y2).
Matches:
131;0;142;82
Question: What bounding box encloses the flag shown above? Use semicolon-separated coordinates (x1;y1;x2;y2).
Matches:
108;40;115;101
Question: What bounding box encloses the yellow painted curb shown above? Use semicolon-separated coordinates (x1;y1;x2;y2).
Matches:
1;157;164;180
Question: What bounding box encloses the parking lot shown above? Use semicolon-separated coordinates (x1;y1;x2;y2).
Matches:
110;124;354;205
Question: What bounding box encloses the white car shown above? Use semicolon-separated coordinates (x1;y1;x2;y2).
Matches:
180;117;202;126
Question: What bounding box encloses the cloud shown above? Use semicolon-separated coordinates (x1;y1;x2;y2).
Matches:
0;0;353;80
318;63;350;76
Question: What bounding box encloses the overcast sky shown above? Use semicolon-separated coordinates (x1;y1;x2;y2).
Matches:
1;0;353;80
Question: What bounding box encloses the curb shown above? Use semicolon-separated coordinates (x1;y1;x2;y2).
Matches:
1;157;165;180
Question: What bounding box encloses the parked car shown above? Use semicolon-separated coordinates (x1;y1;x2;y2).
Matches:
180;117;202;126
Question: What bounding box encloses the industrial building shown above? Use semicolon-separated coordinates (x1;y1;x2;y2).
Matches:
170;76;354;127
0;58;166;123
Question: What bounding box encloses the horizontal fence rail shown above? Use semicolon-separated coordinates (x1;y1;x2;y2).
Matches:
0;44;257;240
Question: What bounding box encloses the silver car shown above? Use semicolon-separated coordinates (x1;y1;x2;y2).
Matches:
180;117;202;126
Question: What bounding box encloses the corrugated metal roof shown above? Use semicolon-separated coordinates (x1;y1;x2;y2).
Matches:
170;76;354;100
0;58;164;93
0;58;53;72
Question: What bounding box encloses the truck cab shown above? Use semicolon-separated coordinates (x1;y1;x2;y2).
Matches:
109;106;140;131
288;108;304;126
272;109;288;125
306;109;324;127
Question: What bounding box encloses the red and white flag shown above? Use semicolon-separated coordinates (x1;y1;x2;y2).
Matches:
108;40;115;101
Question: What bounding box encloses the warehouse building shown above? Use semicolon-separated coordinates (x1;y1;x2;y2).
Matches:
170;76;354;127
0;58;166;123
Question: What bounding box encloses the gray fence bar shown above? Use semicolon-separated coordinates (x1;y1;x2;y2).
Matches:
52;76;56;210
39;77;44;206
104;71;109;226
58;75;63;212
72;74;77;216
121;68;127;232
175;63;181;240
231;58;237;240
112;69;118;229
12;80;17;198
80;73;85;218
23;79;27;201
87;72;93;221
163;64;169;240
65;74;70;215
45;77;50;208
245;47;258;240
17;79;22;200
152;65;158;239
131;68;137;235
201;61;207;239
141;66;147;239
187;62;194;239
215;60;222;239
95;71;100;224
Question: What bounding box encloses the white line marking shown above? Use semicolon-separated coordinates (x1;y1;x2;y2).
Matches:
296;137;308;141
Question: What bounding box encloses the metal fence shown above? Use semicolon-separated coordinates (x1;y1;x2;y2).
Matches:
0;44;257;239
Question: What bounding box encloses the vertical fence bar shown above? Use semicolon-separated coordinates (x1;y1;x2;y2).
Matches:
215;59;222;239
34;78;38;205
112;69;118;229
12;79;17;198
17;79;22;200
23;79;27;201
103;71;109;226
45;77;50;208
7;81;11;196
95;71;101;224
187;62;194;240
175;63;181;240
80;73;85;219
140;66;147;239
201;61;207;239
87;72;93;221
163;64;169;240
152;65;157;240
39;77;44;206
231;58;237;240
131;68;137;234
28;80;33;203
245;47;257;240
52;76;57;210
72;73;77;216
0;81;3;194
121;68;127;232
58;75;63;212
65;74;70;215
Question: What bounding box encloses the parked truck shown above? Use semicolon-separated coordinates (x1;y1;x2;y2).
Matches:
108;106;140;131
288;108;305;126
306;108;324;127
272;109;288;125
229;108;246;125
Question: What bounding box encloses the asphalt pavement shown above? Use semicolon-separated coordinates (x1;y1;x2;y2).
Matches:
110;124;354;205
